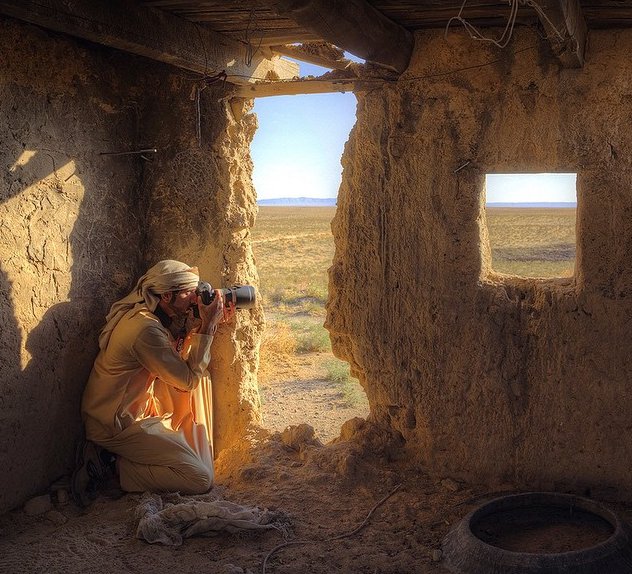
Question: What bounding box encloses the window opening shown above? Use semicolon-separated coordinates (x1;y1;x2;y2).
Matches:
485;173;577;278
250;64;368;442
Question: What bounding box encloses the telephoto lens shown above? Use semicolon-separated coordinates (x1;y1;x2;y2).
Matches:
221;285;256;309
196;281;256;309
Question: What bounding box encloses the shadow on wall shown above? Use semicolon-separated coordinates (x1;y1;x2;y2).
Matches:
0;145;140;511
1;149;85;509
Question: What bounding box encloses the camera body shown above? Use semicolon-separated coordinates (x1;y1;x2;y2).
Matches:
196;281;256;310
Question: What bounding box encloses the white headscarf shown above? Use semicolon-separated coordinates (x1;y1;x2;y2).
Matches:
98;260;200;350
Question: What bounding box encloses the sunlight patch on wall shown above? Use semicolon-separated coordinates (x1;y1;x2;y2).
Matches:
9;150;38;171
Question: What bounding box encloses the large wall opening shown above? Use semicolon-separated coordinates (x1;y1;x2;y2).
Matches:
484;173;577;278
249;78;369;442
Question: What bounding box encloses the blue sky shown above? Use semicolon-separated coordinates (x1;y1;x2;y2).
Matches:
251;61;578;204
486;173;577;204
251;61;357;200
251;92;357;199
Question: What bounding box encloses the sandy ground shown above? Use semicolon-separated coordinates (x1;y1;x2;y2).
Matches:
6;430;632;574
258;354;370;444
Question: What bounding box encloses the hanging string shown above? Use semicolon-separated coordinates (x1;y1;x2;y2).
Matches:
195;84;202;147
188;72;228;148
244;6;264;67
445;0;565;48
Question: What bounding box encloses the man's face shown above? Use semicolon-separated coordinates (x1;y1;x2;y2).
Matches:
164;288;197;317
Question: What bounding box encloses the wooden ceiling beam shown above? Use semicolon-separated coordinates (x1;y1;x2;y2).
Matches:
0;0;299;84
234;76;378;97
260;0;414;73
537;0;587;67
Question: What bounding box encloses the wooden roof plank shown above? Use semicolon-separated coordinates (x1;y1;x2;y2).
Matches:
0;0;299;84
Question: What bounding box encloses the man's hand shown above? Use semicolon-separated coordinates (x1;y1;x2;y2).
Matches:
222;301;236;323
198;290;224;335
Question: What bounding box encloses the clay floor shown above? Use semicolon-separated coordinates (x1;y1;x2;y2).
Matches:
3;426;632;574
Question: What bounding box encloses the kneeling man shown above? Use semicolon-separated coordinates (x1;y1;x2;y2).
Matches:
73;260;229;506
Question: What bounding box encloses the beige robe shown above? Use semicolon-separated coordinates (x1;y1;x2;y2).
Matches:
81;305;214;494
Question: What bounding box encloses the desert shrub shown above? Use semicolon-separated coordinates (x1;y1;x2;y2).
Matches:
324;359;350;383
261;321;297;355
292;321;332;353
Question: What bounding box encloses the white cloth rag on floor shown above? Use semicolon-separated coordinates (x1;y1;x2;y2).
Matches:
135;491;286;545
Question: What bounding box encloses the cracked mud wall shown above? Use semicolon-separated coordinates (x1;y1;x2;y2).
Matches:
0;17;262;512
328;28;632;495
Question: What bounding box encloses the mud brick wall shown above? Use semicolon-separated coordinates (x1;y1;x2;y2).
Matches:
328;28;632;496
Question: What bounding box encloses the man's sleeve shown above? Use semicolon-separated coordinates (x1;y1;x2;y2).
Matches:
131;324;213;392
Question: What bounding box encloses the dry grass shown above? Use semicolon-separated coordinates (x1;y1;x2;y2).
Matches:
486;207;576;277
252;207;354;394
252;207;333;313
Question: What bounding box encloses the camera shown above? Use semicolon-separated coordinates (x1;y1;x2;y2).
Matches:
196;281;256;310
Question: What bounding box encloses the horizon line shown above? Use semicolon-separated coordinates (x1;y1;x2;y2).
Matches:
257;197;577;206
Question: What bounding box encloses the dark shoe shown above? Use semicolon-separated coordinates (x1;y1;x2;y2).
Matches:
71;440;110;508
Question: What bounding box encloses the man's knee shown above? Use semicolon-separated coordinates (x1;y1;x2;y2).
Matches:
184;464;213;494
178;451;213;494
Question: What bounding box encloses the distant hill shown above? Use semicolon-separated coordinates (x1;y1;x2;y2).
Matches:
258;197;337;206
486;202;577;208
